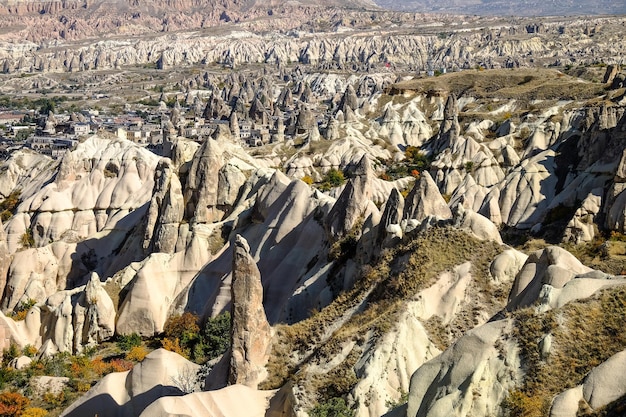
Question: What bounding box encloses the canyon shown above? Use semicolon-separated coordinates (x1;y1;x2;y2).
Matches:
0;1;624;417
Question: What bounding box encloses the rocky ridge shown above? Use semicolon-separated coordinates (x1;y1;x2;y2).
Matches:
0;14;624;76
375;0;626;16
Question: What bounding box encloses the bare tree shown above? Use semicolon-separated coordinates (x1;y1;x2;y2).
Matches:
170;365;200;394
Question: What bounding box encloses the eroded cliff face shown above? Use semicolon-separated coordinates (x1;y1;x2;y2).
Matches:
0;0;377;43
0;11;624;77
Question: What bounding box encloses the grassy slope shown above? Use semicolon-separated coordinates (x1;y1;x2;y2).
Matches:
261;226;505;410
504;286;626;416
390;68;607;101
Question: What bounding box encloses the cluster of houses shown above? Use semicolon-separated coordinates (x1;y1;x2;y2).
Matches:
0;108;165;160
0;99;296;160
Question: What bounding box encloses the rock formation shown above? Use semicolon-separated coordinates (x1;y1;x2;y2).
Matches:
376;187;404;245
61;349;202;417
326;155;377;238
0;220;11;299
406;320;519;417
403;171;452;222
228;235;271;388
184;132;227;223
143;158;184;254
507;246;592;310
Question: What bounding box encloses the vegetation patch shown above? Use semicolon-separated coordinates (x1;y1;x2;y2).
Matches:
19;228;35;249
0;190;21;222
102;280;123;312
318;168;346;192
116;333;142;351
208;226;229;255
504;286;626;417
161;312;230;363
0;341;144;416
311;397;355;417
262;226;504;411
0;312;229;416
9;299;37;321
380;147;432;181
391;68;606;101
0;308;230;417
564;234;626;276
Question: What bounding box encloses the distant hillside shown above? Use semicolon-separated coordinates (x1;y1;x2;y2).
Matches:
374;0;626;15
0;0;380;42
0;0;377;15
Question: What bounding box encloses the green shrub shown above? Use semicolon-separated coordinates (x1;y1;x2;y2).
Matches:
116;333;142;351
2;344;20;367
0;367;15;390
319;169;346;191
22;345;37;357
42;353;70;377
404;146;432;171
311;397;354;417
200;312;231;361
0;190;21;222
161;312;230;363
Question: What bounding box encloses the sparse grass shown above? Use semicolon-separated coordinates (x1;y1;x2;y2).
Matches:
20;228;35;249
391;68;606;101
9;299;37;321
328;234;358;263
386;388;409;409
584;394;626;417
308;347;361;400
208;226;228;255
422;316;449;350
564;234;626;275
102;280;122;313
504;286;626;417
261;226;504;406
506;226;625;276
609;231;626;243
